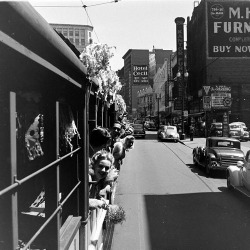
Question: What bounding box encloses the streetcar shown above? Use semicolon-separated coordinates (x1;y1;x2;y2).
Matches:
0;2;115;249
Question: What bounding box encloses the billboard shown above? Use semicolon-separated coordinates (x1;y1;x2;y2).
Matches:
132;65;148;84
207;1;250;57
202;85;232;109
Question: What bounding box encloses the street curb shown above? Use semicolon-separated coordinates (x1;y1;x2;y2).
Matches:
178;139;185;145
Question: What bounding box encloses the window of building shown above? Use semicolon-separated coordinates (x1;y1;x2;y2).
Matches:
69;38;74;43
81;39;85;45
63;28;68;37
75;30;79;37
89;32;91;38
80;30;85;37
75;39;79;45
69;29;73;37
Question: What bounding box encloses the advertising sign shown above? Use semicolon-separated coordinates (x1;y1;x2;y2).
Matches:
207;1;250;57
175;17;185;74
202;85;231;109
203;96;211;110
222;112;229;137
128;71;132;107
132;65;148;85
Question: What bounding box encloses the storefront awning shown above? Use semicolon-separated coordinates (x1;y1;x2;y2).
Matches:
188;112;205;117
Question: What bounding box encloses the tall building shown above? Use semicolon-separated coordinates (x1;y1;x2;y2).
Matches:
122;49;150;119
187;0;250;130
50;23;93;52
122;48;173;119
149;48;173;87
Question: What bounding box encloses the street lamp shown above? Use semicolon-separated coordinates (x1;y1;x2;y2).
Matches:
177;70;189;140
156;93;161;129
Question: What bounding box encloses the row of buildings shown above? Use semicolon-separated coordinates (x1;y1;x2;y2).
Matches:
49;0;250;136
118;0;250;136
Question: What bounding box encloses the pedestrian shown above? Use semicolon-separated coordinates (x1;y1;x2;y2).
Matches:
89;126;112;157
112;135;135;170
110;121;122;152
89;149;118;209
189;124;195;141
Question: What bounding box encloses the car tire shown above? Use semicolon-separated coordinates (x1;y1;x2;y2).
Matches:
205;158;212;177
193;154;198;166
227;171;234;190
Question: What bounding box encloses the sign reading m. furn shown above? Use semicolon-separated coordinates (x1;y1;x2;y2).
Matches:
207;1;250;57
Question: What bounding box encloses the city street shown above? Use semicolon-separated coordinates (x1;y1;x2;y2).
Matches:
111;132;250;250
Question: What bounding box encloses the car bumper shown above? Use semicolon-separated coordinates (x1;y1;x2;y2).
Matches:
133;133;145;137
161;136;179;141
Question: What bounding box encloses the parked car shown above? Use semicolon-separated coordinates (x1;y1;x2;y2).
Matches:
192;137;245;176
236;122;250;141
157;125;179;142
145;121;157;131
227;150;250;196
209;122;222;137
229;122;249;141
132;123;146;138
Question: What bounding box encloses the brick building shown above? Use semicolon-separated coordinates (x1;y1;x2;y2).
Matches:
187;0;250;130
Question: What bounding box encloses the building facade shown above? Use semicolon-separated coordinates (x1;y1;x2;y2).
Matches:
186;0;250;132
50;23;93;52
123;48;173;120
122;49;150;119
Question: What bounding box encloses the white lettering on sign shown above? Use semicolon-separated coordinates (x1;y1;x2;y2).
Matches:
214;22;250;34
235;46;250;52
213;46;231;52
210;85;231;92
133;71;148;76
229;7;250;19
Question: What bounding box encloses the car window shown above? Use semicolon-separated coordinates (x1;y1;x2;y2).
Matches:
134;124;143;129
230;125;241;129
215;140;239;148
215;124;222;129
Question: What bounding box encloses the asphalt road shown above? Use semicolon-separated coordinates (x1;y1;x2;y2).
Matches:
111;132;250;250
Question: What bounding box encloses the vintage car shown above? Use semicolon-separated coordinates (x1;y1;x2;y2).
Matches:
192;137;245;176
209;122;222;137
145;121;157;131
229;122;249;141
227;150;250;197
132;123;146;138
157;125;179;142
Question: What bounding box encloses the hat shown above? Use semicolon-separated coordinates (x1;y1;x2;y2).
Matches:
113;122;122;130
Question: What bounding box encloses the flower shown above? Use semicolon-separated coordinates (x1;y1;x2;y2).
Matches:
80;43;123;105
116;94;126;115
105;204;126;224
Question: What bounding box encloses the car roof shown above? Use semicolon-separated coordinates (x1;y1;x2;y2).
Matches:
161;125;177;129
229;122;245;125
208;136;240;142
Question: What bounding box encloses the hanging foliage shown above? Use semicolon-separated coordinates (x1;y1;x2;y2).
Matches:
115;94;126;115
80;43;122;105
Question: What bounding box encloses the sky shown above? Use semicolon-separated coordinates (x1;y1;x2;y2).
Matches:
29;0;199;71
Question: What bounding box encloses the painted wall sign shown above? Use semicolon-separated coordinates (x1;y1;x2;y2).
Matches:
132;65;148;84
207;1;250;57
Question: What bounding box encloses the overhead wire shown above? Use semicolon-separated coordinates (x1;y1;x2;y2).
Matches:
33;1;120;43
81;0;100;42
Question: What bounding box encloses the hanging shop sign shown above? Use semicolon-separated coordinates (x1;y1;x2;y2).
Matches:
207;1;250;58
132;65;148;85
202;85;231;109
203;96;211;111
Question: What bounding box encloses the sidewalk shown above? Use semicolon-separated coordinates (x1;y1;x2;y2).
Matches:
178;136;205;148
